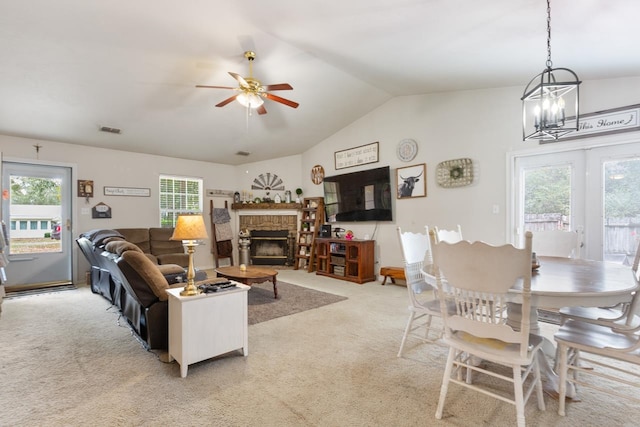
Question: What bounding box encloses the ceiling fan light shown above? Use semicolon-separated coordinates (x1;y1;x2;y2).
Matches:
236;92;264;109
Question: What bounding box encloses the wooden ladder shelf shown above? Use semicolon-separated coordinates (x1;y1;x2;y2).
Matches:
209;199;234;267
294;197;324;272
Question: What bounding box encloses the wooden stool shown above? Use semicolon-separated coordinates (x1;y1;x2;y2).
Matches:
380;266;406;286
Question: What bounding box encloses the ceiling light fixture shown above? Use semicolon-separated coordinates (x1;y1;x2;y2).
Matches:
521;0;581;142
236;91;264;109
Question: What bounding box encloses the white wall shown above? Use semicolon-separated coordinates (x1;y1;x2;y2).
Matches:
299;76;640;270
3;75;640;283
0;135;239;282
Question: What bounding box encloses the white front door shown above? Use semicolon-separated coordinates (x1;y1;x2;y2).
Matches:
1;162;72;288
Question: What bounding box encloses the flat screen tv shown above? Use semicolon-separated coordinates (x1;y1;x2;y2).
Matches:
323;166;393;222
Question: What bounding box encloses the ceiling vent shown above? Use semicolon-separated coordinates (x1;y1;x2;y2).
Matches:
100;126;121;134
236;151;251;156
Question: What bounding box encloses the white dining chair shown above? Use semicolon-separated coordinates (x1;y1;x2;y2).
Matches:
430;230;545;427
531;229;583;258
396;226;450;357
559;241;640;330
432;224;463;244
555;319;640;416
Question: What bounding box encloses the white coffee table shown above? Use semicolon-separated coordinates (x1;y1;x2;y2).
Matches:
167;283;250;378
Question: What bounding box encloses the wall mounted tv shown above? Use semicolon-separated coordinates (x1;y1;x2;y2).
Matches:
323;166;393;222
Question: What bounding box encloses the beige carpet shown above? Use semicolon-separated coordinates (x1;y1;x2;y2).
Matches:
1;270;638;426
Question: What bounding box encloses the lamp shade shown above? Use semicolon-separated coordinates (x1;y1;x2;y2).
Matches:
170;214;209;241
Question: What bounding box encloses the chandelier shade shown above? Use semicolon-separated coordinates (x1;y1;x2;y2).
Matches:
521;0;581;142
522;66;580;141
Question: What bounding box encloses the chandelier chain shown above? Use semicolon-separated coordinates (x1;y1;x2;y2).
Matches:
546;0;552;68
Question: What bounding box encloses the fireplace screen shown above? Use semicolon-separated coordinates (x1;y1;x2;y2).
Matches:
250;230;290;265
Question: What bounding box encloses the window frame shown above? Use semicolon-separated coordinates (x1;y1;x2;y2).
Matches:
159;175;203;228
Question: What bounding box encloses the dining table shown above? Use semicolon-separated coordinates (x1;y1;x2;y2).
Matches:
423;255;638;399
507;256;638;398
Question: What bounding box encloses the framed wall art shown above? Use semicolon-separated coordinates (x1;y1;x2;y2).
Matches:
397;163;426;199
104;186;150;197
555;103;640;142
334;142;379;170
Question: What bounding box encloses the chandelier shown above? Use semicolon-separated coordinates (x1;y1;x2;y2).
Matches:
522;0;581;142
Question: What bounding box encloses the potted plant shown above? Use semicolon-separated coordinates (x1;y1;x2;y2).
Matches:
295;188;303;203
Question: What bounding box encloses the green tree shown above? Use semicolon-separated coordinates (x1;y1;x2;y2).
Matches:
524;166;570;215
10;176;61;205
605;159;640;218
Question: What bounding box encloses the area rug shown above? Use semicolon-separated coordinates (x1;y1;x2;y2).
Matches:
248;281;347;325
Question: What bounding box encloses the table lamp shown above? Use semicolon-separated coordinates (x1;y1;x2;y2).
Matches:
170;213;209;296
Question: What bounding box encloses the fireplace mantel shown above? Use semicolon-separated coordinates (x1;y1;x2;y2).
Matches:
232;203;301;210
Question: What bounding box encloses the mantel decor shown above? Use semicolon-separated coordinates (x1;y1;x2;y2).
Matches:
232;202;302;210
104;186;150;197
334;142;379;170
550;104;640;142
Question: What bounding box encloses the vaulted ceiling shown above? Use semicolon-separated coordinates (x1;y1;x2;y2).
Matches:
1;1;639;165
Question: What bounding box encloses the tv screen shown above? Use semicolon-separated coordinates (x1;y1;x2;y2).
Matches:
323;166;393;222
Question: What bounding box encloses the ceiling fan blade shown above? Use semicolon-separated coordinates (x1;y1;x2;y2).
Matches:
262;83;293;91
264;93;299;109
215;95;238;107
257;104;267;115
196;85;235;89
229;72;250;88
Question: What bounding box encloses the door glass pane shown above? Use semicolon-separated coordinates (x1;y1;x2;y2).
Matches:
9;175;62;254
603;158;640;264
523;165;572;232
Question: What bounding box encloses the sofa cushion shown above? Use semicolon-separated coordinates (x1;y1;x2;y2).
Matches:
81;229;125;246
115;228;151;253
121;251;170;301
105;240;143;256
157;264;185;275
149;227;185;255
156;253;189;266
102;236;125;245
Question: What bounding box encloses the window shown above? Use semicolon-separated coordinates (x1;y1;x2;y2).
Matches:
30;221;38;230
19;221;27;230
159;175;203;227
40;220;48;229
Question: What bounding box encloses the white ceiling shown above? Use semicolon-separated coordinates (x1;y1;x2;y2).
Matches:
1;0;639;165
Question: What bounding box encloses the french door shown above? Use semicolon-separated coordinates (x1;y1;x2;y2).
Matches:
1;161;72;288
513;141;640;262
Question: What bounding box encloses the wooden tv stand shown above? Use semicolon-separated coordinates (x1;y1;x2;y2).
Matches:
314;238;375;284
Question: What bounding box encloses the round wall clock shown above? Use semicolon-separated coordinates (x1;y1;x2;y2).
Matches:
436;158;474;188
311;164;325;185
397;139;418;162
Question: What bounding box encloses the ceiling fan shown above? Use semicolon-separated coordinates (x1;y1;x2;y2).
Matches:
196;51;299;115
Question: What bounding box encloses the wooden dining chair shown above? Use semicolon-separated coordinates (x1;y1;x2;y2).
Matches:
396;226;442;357
555;319;640;416
430;230;545;427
